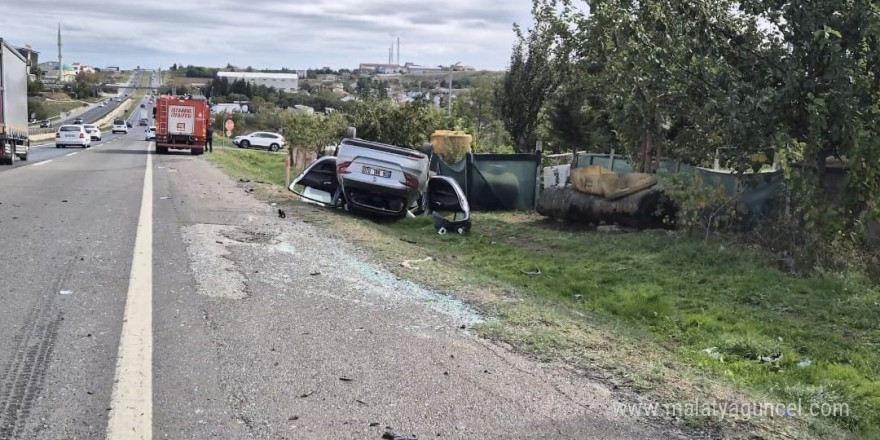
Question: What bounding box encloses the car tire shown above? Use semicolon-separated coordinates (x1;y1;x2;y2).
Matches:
240;140;250;149
269;143;280;152
56;144;61;148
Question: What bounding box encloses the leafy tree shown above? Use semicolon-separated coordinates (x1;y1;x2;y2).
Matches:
496;12;558;153
27;98;48;120
544;0;777;172
27;79;44;96
286;112;348;152
739;0;880;230
456;75;508;150
349;98;455;149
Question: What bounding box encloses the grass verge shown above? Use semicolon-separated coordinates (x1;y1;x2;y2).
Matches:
202;148;293;188
202;150;878;440
38;99;88;117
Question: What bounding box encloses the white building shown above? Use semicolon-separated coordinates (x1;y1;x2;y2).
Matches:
217;71;299;92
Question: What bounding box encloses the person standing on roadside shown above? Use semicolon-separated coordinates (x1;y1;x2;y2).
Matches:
206;124;214;153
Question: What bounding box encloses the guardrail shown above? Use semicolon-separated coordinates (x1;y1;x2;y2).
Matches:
28;127;55;136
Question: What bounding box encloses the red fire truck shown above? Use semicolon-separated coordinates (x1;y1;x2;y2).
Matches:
153;95;209;155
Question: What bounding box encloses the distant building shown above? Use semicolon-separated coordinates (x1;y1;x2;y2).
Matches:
15;46;39;73
452;64;476;71
359;63;405;74
212;103;246;114
330;83;345;95
71;62;95;74
405;64;444;73
105;66;120;72
37;61;76;82
217;71;299;92
287;105;314;115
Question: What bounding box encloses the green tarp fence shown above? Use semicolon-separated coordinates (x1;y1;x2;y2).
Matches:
575;153;786;224
431;152;542;211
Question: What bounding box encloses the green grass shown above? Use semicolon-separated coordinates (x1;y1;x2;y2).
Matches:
202;148;292;188
40;100;88;118
202;151;880;438
385;214;880;437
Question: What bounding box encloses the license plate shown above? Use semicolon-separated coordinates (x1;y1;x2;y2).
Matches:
362;166;391;178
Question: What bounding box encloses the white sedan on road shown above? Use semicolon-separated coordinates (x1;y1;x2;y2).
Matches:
84;124;102;141
145;126;156;141
55;125;91;148
233;132;286;152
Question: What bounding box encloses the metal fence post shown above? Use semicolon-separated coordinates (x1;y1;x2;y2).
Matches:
534;141;543;210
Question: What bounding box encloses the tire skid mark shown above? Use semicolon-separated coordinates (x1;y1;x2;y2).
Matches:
0;252;77;438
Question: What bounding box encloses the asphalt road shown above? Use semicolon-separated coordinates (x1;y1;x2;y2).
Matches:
0;103;693;438
6;77;158;175
30;69;153;132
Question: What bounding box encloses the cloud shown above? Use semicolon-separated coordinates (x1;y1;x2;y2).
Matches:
1;0;533;70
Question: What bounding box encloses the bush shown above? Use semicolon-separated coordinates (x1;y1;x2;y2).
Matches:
348;98;458;149
660;172;743;241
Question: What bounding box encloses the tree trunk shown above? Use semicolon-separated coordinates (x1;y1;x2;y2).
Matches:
536;186;671;229
641;130;654;173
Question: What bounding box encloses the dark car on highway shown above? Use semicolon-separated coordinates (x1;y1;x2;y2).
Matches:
73;117;84;125
39;119;51;128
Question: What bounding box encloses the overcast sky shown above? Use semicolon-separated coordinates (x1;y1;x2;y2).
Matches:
2;0;534;71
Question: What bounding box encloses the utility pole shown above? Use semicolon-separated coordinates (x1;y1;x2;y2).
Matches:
57;23;63;83
447;69;452;116
447;62;459;116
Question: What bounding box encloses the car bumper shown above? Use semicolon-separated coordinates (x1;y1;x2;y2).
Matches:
340;177;420;217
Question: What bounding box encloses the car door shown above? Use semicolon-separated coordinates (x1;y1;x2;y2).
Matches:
425;176;470;233
288;156;341;207
256;133;271;148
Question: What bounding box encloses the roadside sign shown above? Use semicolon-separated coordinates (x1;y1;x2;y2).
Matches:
224;119;234;131
225;130;232;137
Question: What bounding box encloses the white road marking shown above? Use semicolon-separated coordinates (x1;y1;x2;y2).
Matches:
66;152;78;156
106;144;153;440
33;160;52;166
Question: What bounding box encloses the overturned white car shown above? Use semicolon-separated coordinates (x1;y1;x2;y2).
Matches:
289;128;470;232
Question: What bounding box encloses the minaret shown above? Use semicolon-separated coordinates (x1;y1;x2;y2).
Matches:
57;23;62;82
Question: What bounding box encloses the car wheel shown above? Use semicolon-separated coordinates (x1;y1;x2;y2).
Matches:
56;144;61;148
240;140;250;149
269;143;280;152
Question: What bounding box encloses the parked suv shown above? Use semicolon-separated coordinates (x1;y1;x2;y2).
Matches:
233;131;286;152
112;119;128;134
56;125;91;148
